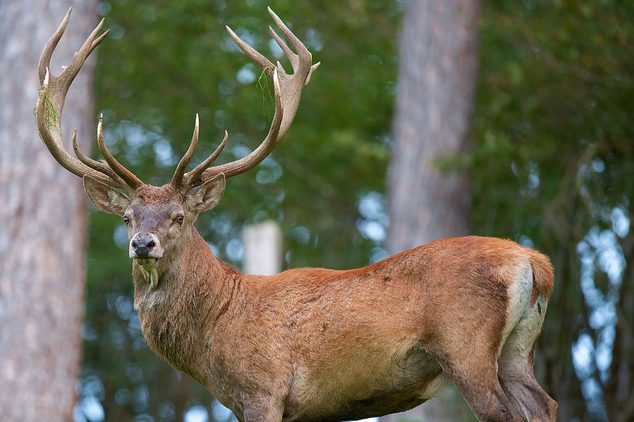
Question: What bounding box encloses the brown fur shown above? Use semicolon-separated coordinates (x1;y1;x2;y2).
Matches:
118;194;557;422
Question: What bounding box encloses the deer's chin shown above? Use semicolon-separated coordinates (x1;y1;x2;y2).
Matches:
134;257;159;267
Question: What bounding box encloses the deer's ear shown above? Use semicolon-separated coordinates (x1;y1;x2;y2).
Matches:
83;175;131;216
185;173;226;214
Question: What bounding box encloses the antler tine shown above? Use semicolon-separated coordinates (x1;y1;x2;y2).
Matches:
38;8;110;85
38;8;71;84
171;114;201;189
267;8;307;70
96;116;144;191
193;9;317;185
61;18;109;88
71;129;127;186
269;26;297;71
267;8;321;84
183;130;229;189
171;115;230;191
225;26;275;77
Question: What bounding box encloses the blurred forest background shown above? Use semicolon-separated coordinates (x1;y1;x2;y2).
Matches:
1;0;633;421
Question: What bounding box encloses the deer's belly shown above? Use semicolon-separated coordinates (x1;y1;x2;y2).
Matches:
283;344;448;422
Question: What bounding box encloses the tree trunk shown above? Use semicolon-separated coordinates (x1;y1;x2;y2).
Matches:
383;0;481;421
0;1;97;420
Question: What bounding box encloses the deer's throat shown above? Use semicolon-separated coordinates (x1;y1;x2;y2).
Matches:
138;261;159;290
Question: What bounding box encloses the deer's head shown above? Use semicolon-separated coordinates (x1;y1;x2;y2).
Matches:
80;121;229;281
84;173;226;287
35;8;318;287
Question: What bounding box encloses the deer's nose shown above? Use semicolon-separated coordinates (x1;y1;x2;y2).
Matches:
130;234;157;258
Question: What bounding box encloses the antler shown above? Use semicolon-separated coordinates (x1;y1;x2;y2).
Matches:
171;7;320;191
36;8;317;195
35;8;142;194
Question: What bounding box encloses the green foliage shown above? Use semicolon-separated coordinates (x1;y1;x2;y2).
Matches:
473;0;633;242
472;1;634;419
44;96;58;127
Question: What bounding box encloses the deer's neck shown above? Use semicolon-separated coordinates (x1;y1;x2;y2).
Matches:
132;228;244;379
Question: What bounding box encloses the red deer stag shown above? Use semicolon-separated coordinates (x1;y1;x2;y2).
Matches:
35;8;558;422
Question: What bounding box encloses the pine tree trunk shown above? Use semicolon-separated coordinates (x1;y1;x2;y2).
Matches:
383;0;481;420
0;1;97;420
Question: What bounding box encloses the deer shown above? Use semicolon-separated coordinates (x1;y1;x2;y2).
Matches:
35;8;558;422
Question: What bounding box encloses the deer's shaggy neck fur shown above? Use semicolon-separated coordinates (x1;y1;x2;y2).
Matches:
132;228;243;381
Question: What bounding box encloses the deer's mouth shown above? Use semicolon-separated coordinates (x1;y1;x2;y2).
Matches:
134;257;159;266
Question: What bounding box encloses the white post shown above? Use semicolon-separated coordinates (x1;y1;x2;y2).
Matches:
243;220;282;275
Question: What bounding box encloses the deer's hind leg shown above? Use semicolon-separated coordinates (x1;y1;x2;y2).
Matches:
424;312;522;421
438;354;522;422
497;294;558;422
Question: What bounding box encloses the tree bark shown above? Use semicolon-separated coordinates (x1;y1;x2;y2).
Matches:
383;0;481;421
387;0;480;252
0;0;97;420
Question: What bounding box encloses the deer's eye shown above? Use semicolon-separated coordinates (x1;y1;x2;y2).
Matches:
175;215;184;225
123;216;130;225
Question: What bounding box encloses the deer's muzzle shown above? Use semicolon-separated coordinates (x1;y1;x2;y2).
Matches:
129;233;164;261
